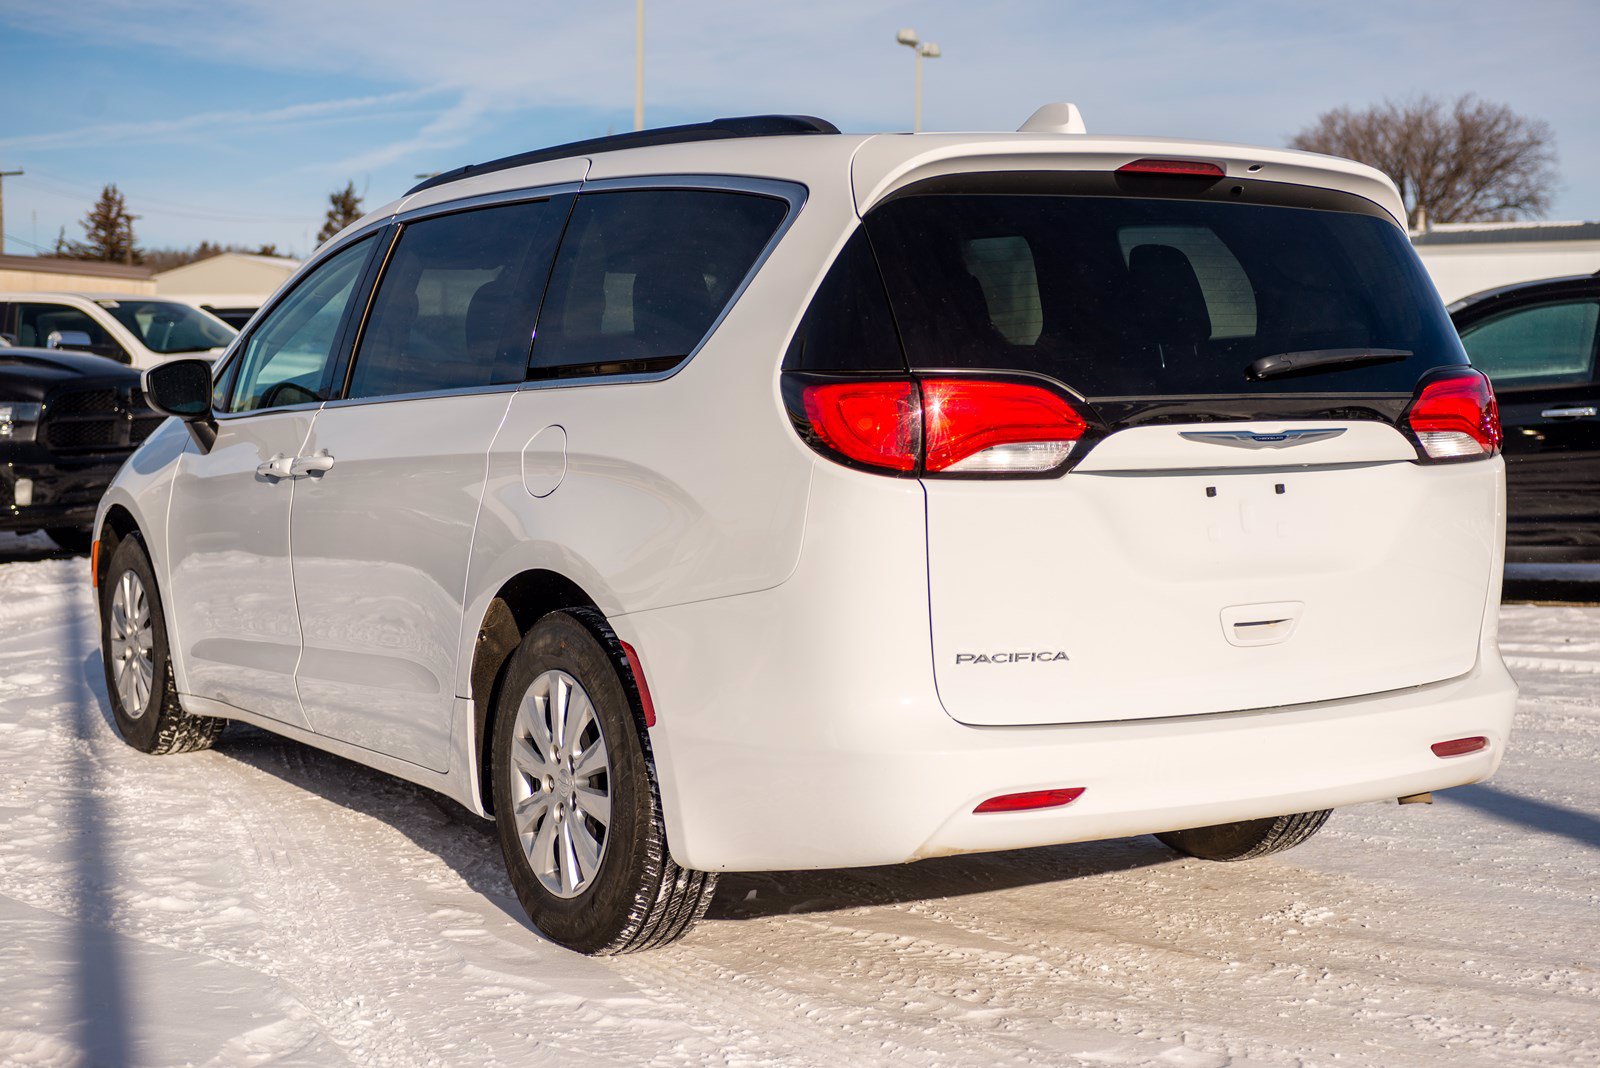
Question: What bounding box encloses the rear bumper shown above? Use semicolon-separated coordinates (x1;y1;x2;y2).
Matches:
616;465;1517;872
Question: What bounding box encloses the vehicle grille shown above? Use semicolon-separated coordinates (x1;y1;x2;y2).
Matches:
40;384;160;454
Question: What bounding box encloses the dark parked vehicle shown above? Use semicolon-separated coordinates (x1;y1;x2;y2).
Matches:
1;347;164;552
1451;273;1600;564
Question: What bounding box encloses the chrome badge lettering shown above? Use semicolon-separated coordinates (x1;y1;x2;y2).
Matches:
955;651;1070;665
1179;428;1346;449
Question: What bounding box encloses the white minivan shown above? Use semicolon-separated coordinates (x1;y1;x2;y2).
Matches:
95;111;1517;954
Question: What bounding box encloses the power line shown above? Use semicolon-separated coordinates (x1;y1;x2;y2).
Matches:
3;230;53;255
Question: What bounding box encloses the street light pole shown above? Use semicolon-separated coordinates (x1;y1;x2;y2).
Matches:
634;0;646;131
895;29;941;132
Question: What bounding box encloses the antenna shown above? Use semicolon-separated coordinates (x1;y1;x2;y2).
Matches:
1018;103;1087;135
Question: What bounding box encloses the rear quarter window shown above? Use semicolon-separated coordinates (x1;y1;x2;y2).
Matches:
529;189;788;379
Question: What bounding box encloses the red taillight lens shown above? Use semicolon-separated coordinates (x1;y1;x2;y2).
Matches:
1431;736;1489;758
1117;158;1225;178
974;787;1085;814
800;380;920;472
921;379;1089;473
1404;370;1502;461
795;377;1088;476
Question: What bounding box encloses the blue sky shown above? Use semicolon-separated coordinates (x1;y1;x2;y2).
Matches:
2;0;1596;258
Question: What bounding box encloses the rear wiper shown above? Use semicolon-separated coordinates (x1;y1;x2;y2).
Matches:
1246;348;1412;381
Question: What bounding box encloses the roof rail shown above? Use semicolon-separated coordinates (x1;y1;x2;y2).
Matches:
406;114;840;196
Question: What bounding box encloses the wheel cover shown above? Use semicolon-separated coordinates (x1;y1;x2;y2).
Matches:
109;569;155;718
510;669;612;899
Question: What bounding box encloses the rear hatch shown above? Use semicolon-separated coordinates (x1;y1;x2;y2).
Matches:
784;167;1501;726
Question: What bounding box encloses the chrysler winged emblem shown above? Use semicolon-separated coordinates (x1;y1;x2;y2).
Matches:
1178;428;1346;449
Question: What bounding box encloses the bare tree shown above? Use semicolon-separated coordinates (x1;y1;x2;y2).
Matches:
316;181;365;244
1290;95;1557;228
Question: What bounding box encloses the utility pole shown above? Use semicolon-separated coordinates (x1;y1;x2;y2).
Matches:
0;168;22;256
894;30;941;132
634;0;646;131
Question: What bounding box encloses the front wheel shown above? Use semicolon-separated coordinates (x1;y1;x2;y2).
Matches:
1156;810;1331;862
490;608;716;954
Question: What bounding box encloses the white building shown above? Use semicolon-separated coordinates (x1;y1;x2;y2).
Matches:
1412;221;1600;304
153;252;301;324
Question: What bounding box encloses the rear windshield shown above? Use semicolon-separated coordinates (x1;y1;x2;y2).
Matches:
851;194;1464;396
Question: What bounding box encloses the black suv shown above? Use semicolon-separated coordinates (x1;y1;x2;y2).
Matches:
1;346;163;551
1451;273;1600;564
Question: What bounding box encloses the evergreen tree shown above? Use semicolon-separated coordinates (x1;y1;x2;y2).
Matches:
57;184;141;263
316;181;364;244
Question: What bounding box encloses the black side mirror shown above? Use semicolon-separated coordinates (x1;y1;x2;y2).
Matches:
142;358;217;450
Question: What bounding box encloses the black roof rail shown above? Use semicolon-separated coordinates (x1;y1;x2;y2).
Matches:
406;114;840;196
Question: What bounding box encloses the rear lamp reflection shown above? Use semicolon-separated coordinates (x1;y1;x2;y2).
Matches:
974;787;1085;814
1431;736;1488;758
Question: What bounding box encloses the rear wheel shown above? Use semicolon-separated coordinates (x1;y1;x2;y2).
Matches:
46;527;92;554
98;534;226;754
491;608;715;954
1156;810;1331;862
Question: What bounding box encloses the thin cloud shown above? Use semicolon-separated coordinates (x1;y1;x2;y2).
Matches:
0;88;444;152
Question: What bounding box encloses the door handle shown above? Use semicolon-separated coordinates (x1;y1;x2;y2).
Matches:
255;454;294;480
1540;406;1597;419
290;450;335;477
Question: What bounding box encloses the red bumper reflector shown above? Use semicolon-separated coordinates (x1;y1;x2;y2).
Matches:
1431;736;1488;758
618;640;656;728
974;787;1085;814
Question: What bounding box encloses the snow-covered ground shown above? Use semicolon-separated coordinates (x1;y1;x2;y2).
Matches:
1;531;1597;1067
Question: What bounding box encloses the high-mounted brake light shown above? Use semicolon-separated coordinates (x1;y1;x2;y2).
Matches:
796;377;1088;476
974;787;1085;814
1117;158;1225;178
1404;370;1501;461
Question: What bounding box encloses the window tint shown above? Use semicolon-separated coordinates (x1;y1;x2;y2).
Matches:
784;229;905;373
15;303;128;362
347;198;569;399
96;299;235;354
864;195;1463;396
1460;300;1599;388
229;237;371;413
531;189;788;377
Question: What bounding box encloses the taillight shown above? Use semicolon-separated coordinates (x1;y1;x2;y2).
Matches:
1116;158;1225;178
922;379;1088;473
792;376;1090;476
800;380;920;472
1403;369;1502;462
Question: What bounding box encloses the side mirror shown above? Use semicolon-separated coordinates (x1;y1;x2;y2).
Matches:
46;329;94;351
142;358;218;451
142;358;214;419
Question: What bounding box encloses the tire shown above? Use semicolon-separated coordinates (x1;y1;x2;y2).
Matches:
98;533;226;754
1156;810;1332;862
490;608;716;955
46;526;93;554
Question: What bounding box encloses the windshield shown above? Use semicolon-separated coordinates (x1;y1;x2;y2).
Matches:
97;299;236;354
862;194;1466;396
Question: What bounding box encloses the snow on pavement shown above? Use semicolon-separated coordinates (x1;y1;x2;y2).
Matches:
1;534;1597;1066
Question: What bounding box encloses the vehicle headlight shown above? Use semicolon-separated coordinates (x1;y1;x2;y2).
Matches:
0;402;41;442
